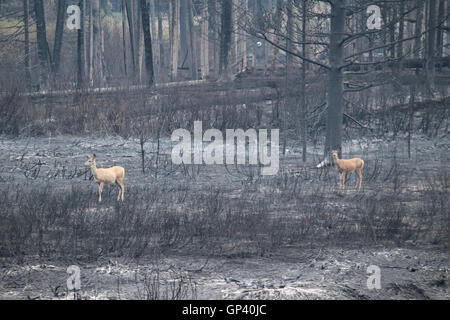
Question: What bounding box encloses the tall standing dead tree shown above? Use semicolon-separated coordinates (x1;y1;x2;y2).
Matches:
77;0;85;88
170;0;180;81
53;0;66;77
187;0;198;80
220;0;233;79
23;0;31;90
141;0;154;86
325;0;345;152
33;0;50;89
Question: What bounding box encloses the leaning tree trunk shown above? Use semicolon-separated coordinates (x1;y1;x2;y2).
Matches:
325;0;345;154
140;0;154;86
33;0;50;89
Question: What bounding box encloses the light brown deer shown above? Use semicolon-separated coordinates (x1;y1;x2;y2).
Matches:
84;154;125;202
328;147;364;190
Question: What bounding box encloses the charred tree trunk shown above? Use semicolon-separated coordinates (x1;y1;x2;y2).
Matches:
240;0;248;71
33;0;50;89
92;0;105;86
436;0;445;59
187;0;198;80
53;0;66;76
426;0;437;93
413;0;423;58
23;0;31;90
325;0;345;153
88;0;94;85
180;0;188;69
122;0;128;77
125;0;136;80
200;0;209;79
408;78;416;159
232;0;238;71
136;0;144;83
271;0;283;71
389;6;397;60
157;0;166;82
286;0;295;77
170;0;180;81
149;0;159;82
211;0;220;75
300;0;307;162
397;0;405;70
141;0;154;86
219;0;232;79
265;0;272;73
77;0;85;88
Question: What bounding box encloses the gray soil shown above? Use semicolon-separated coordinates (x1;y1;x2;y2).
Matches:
0;247;448;300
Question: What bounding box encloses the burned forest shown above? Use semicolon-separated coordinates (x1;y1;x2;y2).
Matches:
0;0;448;302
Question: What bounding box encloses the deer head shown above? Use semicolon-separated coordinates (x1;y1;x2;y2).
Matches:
84;154;97;167
327;146;341;159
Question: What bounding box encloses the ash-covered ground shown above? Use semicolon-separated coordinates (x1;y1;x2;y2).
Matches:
0;134;448;300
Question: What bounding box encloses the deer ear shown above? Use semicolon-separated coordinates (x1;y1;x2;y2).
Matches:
327;146;331;151
337;146;341;151
93;154;96;158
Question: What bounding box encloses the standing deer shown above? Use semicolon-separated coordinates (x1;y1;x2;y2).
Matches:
84;154;125;202
328;147;364;190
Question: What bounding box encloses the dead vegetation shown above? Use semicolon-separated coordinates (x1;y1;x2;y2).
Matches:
0;140;447;262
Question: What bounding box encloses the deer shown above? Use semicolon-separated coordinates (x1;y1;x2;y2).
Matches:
328;147;364;190
84;154;125;202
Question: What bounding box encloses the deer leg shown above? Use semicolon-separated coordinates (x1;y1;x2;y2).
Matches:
340;172;346;189
116;182;121;201
356;169;362;190
117;178;125;201
98;182;104;202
